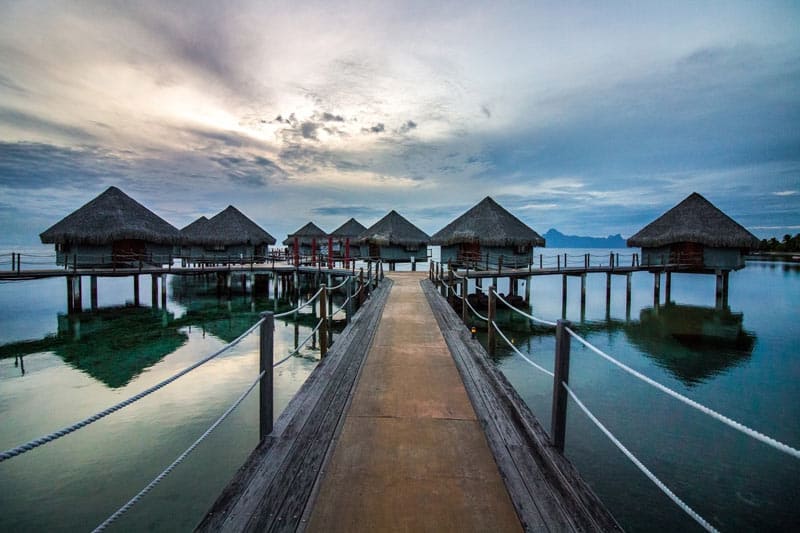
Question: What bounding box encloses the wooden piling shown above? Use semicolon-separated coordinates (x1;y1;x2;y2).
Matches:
90;275;98;310
151;274;159;308
605;272;611;307
66;276;74;313
161;273;167;308
461;276;468;323
653;272;661;306
580;273;586;308
561;274;567;312
319;285;328;358
665;271;672;303
487;286;497;357
551;319;572;452
259;312;274;440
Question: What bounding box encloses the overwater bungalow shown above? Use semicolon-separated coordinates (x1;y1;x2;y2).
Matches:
39;186;180;267
627;192;760;272
329;218;366;260
358;210;430;268
283;222;327;262
183;206;275;264
431;196;545;268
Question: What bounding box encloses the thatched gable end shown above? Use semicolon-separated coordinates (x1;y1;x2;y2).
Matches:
329;218;367;238
181;216;209;237
431;196;545;247
358;210;430;247
627;193;760;249
283;222;327;246
40;186;181;245
196;206;275;246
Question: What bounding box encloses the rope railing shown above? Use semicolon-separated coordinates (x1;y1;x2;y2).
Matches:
491;321;554;378
565;326;800;460
464;296;489;322
273;286;325;318
93;369;266;532
494;291;557;327
327;277;350;290
562;382;718;533
0;316;266;463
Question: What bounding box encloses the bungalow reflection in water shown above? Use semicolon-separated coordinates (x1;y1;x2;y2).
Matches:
0;306;186;388
623;304;755;386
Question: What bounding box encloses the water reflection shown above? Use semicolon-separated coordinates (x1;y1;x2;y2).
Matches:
623;304;756;386
0;306;186;388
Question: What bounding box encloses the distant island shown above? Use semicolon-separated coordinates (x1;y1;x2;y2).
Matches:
543;229;627;248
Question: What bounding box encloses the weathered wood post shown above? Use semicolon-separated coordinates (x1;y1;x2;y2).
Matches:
626;272;632;317
133;274;140;306
448;269;455;307
161;273;168;308
561;274;568;312
665;271;672;303
580;273;586;308
487;286;497;357
605;272;612;307
319;285;328;358
524;276;531;305
345;276;353;325
359;268;366;305
259;312;274;440
461;276;468;324
328;236;334;270
557;255;561;271
90;275;98;310
551;319;572;452
429;261;433;281
498;255;503;275
653;271;661;306
66;276;74;313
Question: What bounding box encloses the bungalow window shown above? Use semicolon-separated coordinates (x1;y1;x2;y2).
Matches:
56;243;65;252
405;244;419;252
515;244;530;254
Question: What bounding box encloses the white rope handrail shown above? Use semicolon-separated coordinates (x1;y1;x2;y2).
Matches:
328;277;350;290
491;321;554;377
562;382;718;532
0;316;266;463
464;296;488;322
565;327;800;460
92;370;265;532
494;292;557;327
273;286;325;318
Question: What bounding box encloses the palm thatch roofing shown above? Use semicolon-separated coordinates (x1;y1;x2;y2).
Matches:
180;216;209;237
40;186;181;245
329;218;367;239
357;210;430;247
191;206;275;246
283;222;327;246
430;196;545;247
627;192;760;249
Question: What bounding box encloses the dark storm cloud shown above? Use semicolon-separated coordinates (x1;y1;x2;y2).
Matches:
0;142;125;189
318;112;345;122
395;120;417;134
362;123;385;134
300;121;318;140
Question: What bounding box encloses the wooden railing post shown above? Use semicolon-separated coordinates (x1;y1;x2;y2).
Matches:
359;268;366;305
345;276;353;324
429;261;433;281
498;255;503;275
448;269;455;306
461;276;468;324
551;319;572;452
487;286;497;356
319;285;328;358
259;312;274;440
557;255;561;271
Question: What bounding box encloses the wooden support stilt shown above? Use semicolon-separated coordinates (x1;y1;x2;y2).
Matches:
259;312;274;440
161;273;167;308
654;272;661;306
487;286;496;357
319;285;328;358
561;274;568;315
580;273;586;308
605;272;611;307
461;276;468;324
551;320;572;452
134;274;140;306
90;275;98;310
524;276;531;305
66;276;74;313
665;271;672;303
151;273;159;308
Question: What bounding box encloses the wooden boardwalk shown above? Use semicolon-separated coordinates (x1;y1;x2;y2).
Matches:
198;272;620;532
305;272;521;532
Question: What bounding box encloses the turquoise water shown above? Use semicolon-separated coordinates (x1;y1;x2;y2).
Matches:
0;268;352;531
468;256;800;531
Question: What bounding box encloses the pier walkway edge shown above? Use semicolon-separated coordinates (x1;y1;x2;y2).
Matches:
197;272;620;532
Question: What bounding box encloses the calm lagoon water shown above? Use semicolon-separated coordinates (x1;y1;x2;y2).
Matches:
0;265;349;531
471;253;800;532
1;247;798;531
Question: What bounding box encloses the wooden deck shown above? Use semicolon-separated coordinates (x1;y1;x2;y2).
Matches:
197;272;620;532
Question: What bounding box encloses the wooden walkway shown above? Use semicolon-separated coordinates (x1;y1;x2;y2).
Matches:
305;272;521;532
197;272;620;532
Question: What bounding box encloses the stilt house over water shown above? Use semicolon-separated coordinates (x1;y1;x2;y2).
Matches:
179;216;209;258
39;186;181;267
431;196;545;268
283;222;327;261
329;218;366;260
358;210;430;268
627;192;760;271
182;206;275;264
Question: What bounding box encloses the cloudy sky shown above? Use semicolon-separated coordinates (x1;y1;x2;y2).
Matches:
1;0;798;245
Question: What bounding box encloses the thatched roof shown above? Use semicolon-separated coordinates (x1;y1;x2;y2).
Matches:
430;196;545;247
627;193;760;249
40;186;181;245
283;222;327;246
329;218;367;239
194;206;275;246
181;216;209;236
357;210;430;247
